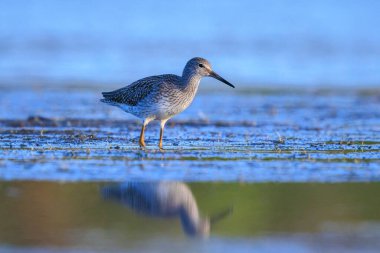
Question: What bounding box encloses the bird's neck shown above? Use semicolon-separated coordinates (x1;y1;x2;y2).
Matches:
181;72;202;92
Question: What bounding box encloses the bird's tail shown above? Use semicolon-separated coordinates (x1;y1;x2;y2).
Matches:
100;98;118;106
101;91;119;105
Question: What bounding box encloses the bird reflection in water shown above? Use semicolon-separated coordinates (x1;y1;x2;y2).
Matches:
101;182;232;238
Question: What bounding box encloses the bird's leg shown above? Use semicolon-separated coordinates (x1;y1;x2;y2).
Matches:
139;119;152;149
158;127;164;150
158;119;168;151
139;124;146;148
139;118;154;149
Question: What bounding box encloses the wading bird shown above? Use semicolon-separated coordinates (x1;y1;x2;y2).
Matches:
101;57;235;150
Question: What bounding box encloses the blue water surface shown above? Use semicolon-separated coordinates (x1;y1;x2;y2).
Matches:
1;0;380;86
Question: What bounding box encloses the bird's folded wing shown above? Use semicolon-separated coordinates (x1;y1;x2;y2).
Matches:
102;76;161;106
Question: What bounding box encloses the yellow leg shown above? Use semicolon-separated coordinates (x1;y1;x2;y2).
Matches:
139;124;146;148
139;118;154;149
159;127;164;150
158;119;168;150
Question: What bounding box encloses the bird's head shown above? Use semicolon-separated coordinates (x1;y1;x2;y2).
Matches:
183;57;235;88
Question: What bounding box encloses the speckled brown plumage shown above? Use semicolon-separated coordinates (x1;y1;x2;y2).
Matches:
101;57;235;150
101;74;179;106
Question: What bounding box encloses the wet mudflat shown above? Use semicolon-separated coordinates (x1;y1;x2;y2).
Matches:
0;86;379;182
0;86;379;252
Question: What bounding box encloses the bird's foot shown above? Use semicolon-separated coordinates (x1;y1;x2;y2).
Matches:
139;142;147;151
158;145;165;152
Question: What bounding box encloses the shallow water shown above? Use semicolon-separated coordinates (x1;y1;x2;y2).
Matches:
1;0;380;86
1;87;380;252
0;87;379;182
2;1;380;251
1;181;380;253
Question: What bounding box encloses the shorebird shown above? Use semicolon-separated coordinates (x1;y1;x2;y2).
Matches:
101;57;235;150
102;181;232;237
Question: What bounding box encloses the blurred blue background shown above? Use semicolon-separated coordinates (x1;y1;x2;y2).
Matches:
1;0;379;87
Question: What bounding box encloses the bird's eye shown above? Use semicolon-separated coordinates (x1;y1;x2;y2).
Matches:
199;64;204;68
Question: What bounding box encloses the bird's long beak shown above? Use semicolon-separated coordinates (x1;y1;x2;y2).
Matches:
209;71;235;88
210;207;233;225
